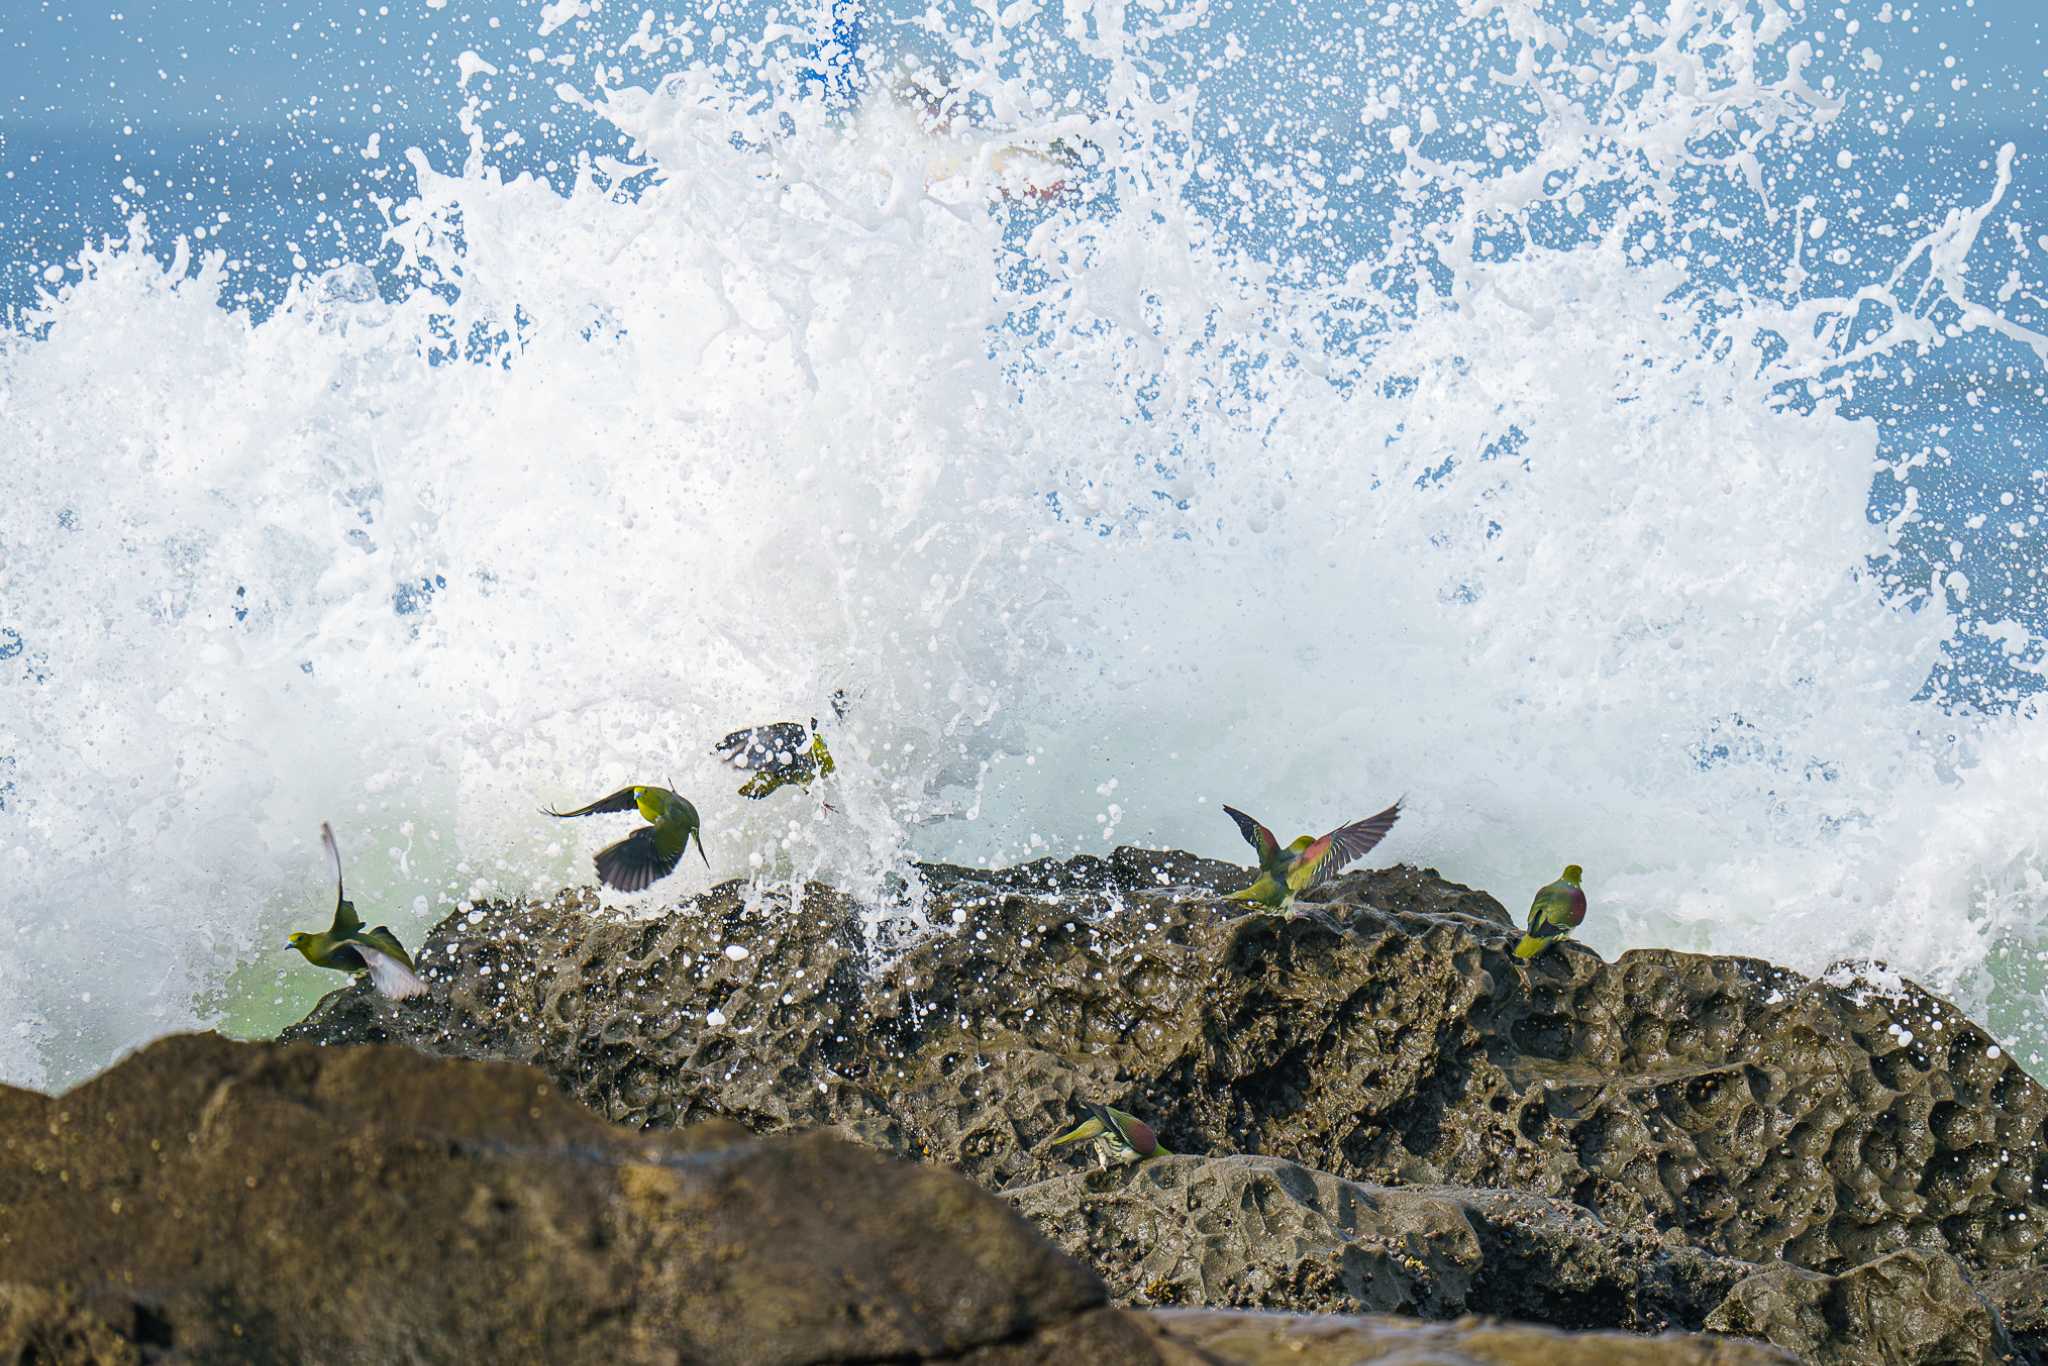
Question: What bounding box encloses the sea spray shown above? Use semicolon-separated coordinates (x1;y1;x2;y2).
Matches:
2;0;2044;1088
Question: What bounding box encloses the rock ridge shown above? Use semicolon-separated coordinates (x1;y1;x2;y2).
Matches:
283;851;2048;1362
0;1033;1791;1365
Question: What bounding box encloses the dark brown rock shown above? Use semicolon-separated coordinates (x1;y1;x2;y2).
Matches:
0;1033;1154;1365
1704;1248;2021;1364
282;855;2048;1360
1987;1270;2048;1363
1007;1154;1749;1331
0;1283;144;1366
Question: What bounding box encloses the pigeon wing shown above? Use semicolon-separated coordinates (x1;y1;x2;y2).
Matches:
320;823;363;936
593;826;684;893
1221;805;1282;868
358;925;416;969
1045;1114;1108;1149
713;722;810;772
1100;1104;1159;1158
1529;880;1586;934
1289;800;1402;893
356;941;427;1000
544;786;644;818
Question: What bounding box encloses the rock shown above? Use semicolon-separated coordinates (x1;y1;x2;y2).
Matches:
923;846;1245;897
1704;1249;2021;1365
0;1033;1154;1364
1007;1153;1749;1331
283;855;2048;1360
0;1034;1802;1366
1986;1270;2048;1364
1139;1308;1796;1364
0;1283;144;1366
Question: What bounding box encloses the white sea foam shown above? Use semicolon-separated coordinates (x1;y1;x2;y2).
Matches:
2;0;2045;1089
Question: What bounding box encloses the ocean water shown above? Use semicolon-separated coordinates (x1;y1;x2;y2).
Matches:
2;0;2045;1091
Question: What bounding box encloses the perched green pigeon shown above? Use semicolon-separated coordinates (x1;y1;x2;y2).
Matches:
1045;1102;1170;1168
287;823;427;1000
712;692;847;802
1221;800;1402;912
1515;865;1587;959
544;784;707;892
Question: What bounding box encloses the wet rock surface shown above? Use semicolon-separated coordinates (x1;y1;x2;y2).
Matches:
0;1033;1790;1366
285;852;2048;1362
1140;1309;1797;1364
0;1033;1145;1364
1007;1154;1751;1332
1704;1248;2020;1365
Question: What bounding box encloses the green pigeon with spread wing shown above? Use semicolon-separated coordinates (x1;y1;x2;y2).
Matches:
544;784;707;893
712;691;848;803
1515;865;1587;959
287;823;427;1001
1221;799;1402;912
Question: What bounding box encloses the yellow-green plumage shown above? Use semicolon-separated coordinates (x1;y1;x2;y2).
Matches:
1515;865;1588;959
287;823;427;1001
544;785;707;893
1221;800;1403;912
1223;832;1312;907
714;694;848;802
730;732;835;799
1045;1102;1170;1168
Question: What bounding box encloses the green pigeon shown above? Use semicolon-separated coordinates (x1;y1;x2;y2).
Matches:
1221;799;1402;912
1515;865;1587;959
712;691;847;802
544;785;707;893
1044;1102;1170;1168
287;823;427;1000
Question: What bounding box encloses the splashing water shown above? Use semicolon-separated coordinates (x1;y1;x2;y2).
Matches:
3;0;2046;1089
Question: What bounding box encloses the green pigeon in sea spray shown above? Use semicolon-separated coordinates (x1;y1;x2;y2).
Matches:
287;823;427;1000
1220;800;1403;913
1044;1102;1171;1169
711;691;847;802
1515;865;1588;959
544;784;707;892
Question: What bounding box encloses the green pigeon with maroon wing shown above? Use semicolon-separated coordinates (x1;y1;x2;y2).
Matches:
1221;799;1402;912
1044;1102;1170;1169
1515;865;1587;959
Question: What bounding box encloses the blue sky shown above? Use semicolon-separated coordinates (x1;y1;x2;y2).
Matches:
2;0;2041;317
4;0;2041;136
3;0;506;131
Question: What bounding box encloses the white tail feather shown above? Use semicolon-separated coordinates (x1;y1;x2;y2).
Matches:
360;947;427;1000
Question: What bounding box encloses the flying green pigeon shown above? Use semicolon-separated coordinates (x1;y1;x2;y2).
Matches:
1221;800;1403;912
1515;865;1587;959
1044;1102;1170;1168
287;823;427;1000
713;691;847;802
544;785;707;893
